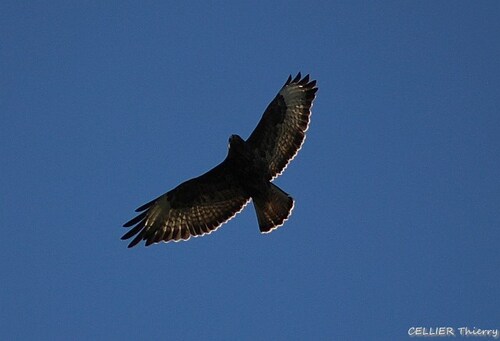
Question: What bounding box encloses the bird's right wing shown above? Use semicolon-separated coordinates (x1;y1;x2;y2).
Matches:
122;161;250;248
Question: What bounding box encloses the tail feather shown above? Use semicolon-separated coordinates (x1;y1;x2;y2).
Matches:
253;184;294;233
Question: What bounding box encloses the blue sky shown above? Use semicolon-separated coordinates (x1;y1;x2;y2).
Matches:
1;1;499;340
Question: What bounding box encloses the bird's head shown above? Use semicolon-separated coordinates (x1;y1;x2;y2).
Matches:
228;134;244;148
228;134;246;157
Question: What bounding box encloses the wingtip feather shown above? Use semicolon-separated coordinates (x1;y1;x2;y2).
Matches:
292;72;302;83
123;211;147;227
127;232;145;248
135;197;157;212
299;74;310;85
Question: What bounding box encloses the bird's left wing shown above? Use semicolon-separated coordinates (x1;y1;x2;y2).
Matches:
122;161;250;248
246;73;318;180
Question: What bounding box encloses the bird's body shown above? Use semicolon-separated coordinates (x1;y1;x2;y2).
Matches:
123;73;318;247
227;134;268;197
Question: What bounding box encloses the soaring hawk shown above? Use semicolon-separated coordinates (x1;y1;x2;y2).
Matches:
122;73;318;247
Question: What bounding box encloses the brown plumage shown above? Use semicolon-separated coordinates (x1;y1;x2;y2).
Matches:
122;73;318;247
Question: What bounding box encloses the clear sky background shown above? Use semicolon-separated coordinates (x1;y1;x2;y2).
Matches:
1;1;499;340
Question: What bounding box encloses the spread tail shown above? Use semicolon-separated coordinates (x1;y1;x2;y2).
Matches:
253;183;294;233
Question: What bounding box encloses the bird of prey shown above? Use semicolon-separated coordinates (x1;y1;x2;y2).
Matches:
122;73;318;247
